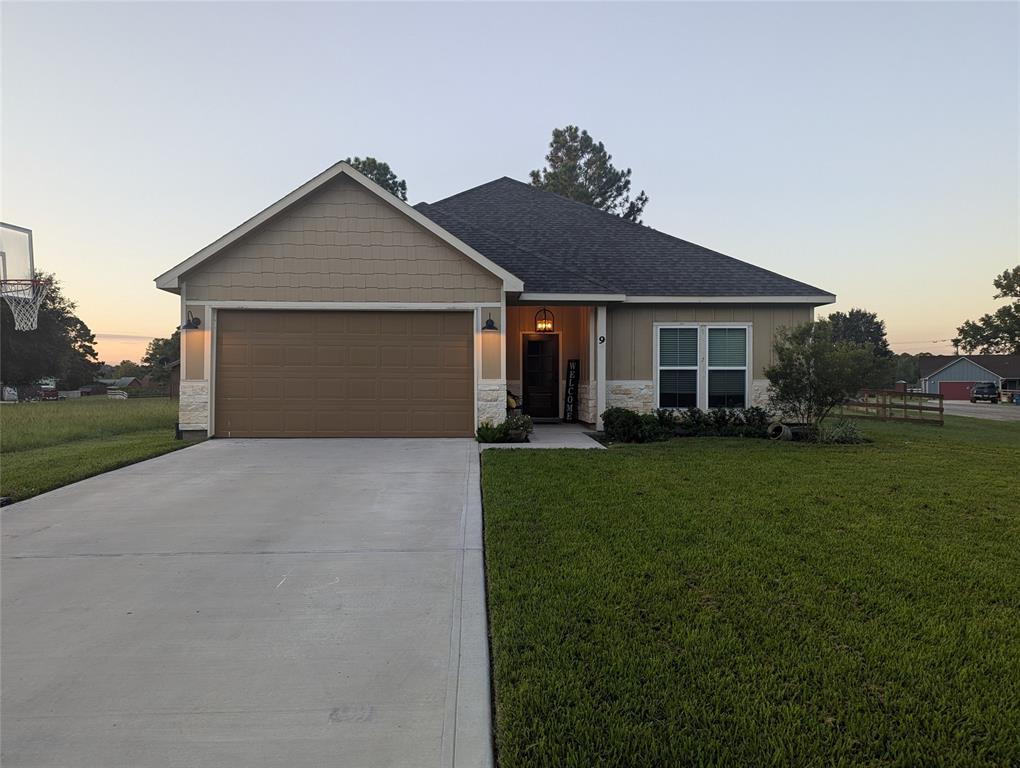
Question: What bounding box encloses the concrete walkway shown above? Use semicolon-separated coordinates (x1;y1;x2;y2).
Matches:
484;421;605;450
1;439;491;768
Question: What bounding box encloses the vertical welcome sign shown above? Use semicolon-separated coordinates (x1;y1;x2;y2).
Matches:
563;359;580;423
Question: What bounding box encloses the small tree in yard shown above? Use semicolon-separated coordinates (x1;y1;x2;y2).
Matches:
764;320;883;427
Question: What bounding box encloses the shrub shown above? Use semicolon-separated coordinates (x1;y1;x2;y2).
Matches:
476;415;534;444
765;319;890;427
476;421;509;443
638;413;673;443
818;418;867;444
602;407;642;442
675;407;774;439
601;407;672;443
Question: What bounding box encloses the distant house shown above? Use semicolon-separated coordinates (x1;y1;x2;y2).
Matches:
919;355;1020;400
96;377;143;390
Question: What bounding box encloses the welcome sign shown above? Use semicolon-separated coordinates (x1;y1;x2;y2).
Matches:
563;358;580;423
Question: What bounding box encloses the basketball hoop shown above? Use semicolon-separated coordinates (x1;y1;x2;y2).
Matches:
1;222;47;331
1;278;50;331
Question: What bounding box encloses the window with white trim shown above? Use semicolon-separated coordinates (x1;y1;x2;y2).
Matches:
707;327;747;408
656;324;750;410
657;327;698;408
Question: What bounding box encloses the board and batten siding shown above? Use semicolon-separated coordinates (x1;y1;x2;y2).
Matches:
606;304;814;380
181;175;503;304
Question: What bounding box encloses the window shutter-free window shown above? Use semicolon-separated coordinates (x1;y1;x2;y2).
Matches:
660;370;697;408
707;327;747;408
708;370;746;408
708;328;746;367
659;328;698;367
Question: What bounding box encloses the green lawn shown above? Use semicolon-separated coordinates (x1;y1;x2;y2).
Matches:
482;416;1020;767
1;398;189;501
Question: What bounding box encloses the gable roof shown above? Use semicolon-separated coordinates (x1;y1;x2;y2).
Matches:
416;177;835;303
919;354;1020;380
154;162;523;293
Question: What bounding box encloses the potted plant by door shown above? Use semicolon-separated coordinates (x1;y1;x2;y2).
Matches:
505;413;534;443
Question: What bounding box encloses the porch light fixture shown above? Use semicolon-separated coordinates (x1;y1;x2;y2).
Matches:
177;310;202;331
482;313;498;332
535;308;554;333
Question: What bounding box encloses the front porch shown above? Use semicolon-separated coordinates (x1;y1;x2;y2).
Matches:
477;303;605;428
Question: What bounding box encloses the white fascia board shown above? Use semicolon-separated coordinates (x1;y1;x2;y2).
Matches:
518;292;626;303
185;300;500;311
624;294;837;305
154;161;524;293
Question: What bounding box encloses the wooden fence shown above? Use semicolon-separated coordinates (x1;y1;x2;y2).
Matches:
836;389;944;425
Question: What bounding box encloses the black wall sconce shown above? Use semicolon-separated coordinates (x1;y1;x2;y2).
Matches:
482;312;498;332
178;310;202;331
535;307;554;333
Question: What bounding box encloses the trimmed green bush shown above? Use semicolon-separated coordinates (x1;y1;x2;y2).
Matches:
601;407;672;443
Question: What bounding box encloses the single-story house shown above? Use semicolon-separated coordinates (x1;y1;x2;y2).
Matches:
96;376;143;390
919;354;1020;400
155;162;835;438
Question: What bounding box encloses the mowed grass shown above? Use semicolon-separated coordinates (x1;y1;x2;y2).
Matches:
1;398;187;501
482;416;1020;767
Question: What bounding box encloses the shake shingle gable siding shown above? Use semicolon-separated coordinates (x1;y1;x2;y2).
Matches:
415;177;832;299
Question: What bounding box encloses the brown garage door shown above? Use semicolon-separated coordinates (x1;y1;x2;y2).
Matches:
215;311;474;437
939;381;976;401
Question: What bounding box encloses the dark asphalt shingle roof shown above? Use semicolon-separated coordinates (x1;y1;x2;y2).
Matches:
919;355;1020;379
416;177;832;299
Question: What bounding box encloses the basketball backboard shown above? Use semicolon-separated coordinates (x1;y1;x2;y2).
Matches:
0;222;35;281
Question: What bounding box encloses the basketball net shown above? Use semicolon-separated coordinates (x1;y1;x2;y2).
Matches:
1;279;50;331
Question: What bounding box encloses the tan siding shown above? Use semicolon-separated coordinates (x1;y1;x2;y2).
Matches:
183;303;205;380
183;176;502;303
606;304;815;379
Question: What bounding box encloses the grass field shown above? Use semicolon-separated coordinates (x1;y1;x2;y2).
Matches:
0;398;188;501
482;416;1020;767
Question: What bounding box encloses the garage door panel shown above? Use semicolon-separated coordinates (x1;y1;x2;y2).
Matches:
346;314;380;335
215;310;473;437
379;345;409;367
284;345;315;366
252;345;284;366
316;345;346;365
315;379;347;399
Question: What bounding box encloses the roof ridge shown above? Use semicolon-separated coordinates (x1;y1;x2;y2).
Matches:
426;177;518;207
418;203;620;294
503;179;828;293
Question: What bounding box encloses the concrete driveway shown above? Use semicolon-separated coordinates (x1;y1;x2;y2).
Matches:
1;439;491;768
942;401;1020;422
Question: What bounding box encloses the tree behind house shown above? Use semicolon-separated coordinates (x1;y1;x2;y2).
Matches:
954;265;1020;354
142;331;181;385
530;125;649;222
344;157;408;201
0;274;99;389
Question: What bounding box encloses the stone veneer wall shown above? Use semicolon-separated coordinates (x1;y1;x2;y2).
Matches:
751;379;770;408
606;378;771;413
477;380;506;426
179;380;210;432
606;380;655;413
578;382;597;424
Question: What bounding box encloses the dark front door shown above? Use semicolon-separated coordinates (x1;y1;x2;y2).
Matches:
523;334;559;418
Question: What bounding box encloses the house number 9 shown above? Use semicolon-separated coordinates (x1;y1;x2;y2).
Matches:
599;335;606;344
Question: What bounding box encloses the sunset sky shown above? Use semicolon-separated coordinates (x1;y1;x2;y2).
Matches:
2;1;1017;364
